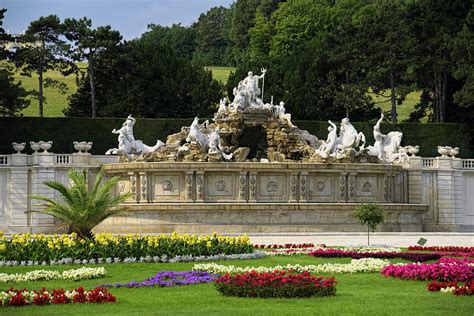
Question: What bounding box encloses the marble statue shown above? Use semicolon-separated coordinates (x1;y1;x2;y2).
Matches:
230;69;266;109
106;115;164;155
214;98;228;119
186;117;209;151
315;120;337;158
371;114;385;159
208;128;233;160
319;117;366;159
273;101;295;128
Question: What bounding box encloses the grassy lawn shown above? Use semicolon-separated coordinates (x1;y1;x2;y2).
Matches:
1;256;471;315
205;66;235;84
370;90;424;122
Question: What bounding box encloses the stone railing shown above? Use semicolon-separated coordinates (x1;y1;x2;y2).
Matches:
462;159;474;169
421;158;436;168
55;154;72;165
0;155;9;166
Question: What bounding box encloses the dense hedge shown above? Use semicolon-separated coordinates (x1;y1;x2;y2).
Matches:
0;117;472;157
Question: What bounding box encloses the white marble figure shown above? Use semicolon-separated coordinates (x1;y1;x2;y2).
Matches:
231;81;247;111
208;128;233;160
186;117;209;150
106;115;164;155
367;114;408;163
214;98;228;119
273;101;295;127
315;120;337;158
231;69;266;109
371;113;386;159
336;117;366;153
383;132;408;163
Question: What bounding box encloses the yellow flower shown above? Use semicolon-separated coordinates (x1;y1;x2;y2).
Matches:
0;244;6;252
89;242;95;248
206;241;212;248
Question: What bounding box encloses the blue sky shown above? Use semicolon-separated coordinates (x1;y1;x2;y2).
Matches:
1;0;234;39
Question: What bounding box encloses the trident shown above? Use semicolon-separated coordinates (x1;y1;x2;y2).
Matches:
261;68;266;103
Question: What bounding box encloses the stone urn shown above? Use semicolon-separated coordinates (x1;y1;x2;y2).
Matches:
407;145;419;157
450;147;459;157
12;142;26;154
39;141;53;153
437;146;451;157
84;142;93;153
73;141;93;153
30;141;41;153
73;141;87;153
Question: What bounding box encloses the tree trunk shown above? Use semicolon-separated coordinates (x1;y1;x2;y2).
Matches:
38;70;44;117
89;59;97;118
390;68;397;123
440;70;447;122
367;224;370;246
433;69;439;122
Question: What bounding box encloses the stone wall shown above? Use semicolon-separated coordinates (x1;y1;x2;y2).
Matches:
0;152;473;233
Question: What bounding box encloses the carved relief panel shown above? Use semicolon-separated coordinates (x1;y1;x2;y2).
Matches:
355;174;380;201
153;173;184;201
307;173;337;202
257;173;287;202
117;174;135;202
204;172;237;202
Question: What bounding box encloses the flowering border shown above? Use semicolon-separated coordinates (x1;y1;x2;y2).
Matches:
0;267;106;283
427;280;474;296
0;287;116;307
214;271;337;298
381;258;474;282
0;251;267;267
193;258;391;274
309;249;441;262
99;271;219;288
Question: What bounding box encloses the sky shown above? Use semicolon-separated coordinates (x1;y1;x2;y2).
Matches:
1;0;234;39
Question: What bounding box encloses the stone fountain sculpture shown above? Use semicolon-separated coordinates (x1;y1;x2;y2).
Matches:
110;68;419;165
106;115;164;156
366;114;408;163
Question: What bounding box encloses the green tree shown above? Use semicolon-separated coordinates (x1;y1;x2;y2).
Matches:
451;7;474;111
407;0;472;122
354;1;415;123
63;17;122;117
31;170;131;239
193;6;231;66
65;38;224;118
142;23;196;60
13;15;70;117
0;9;30;116
353;203;385;246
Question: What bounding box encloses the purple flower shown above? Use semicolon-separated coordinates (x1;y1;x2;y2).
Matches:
97;271;219;288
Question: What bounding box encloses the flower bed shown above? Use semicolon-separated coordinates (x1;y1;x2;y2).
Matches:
214;271;337;298
337;246;401;253
381;258;474;282
0;267;106;283
309;249;441;262
427;280;474;296
100;271;218;288
0;287;116;307
0;232;252;263
409;246;474;252
194;258;390;274
253;243;319;249
264;248;321;256
0;251;267;267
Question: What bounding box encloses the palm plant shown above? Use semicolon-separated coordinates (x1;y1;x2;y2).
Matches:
31;169;132;239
